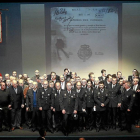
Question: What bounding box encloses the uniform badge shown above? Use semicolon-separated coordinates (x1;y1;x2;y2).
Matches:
85;94;87;97
133;94;135;97
106;94;108;96
55;94;57;96
48;94;50;96
42;96;43;98
71;96;73;98
127;95;128;98
42;92;44;94
98;92;100;95
64;94;66;96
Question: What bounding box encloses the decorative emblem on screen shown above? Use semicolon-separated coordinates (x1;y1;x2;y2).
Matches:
77;45;92;62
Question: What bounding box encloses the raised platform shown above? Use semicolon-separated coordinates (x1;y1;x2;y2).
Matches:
0;125;140;140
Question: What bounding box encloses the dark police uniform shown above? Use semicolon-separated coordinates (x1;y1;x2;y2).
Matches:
39;87;54;133
59;90;78;135
75;88;86;131
119;88;135;132
94;88;109;131
52;89;63;132
107;83;120;129
85;87;95;130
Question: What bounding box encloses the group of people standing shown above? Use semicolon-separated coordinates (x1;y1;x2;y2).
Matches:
0;68;139;136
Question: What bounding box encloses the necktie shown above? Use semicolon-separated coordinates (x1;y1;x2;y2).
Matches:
133;85;136;91
14;88;17;94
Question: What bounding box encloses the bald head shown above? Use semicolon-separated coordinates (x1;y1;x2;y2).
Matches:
12;80;17;88
43;80;48;89
19;79;24;87
5;74;10;80
32;81;38;90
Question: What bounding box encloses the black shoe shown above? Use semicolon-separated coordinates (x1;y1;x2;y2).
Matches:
64;131;68;136
127;129;132;133
49;128;54;133
8;128;12;132
96;128;100;132
0;128;2;132
78;127;82;132
4;127;9;131
32;128;36;132
89;127;93;131
112;126;116;130
55;128;59;132
119;127;124;131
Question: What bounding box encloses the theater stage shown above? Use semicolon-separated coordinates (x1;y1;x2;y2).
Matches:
0;125;140;140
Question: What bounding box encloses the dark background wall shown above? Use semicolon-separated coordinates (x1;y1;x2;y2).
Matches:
0;3;22;75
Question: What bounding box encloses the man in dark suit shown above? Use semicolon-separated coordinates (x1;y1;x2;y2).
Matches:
70;78;76;90
117;71;122;83
104;74;112;89
131;78;140;127
63;68;71;81
128;69;138;83
38;76;44;89
74;81;86;132
81;78;87;89
60;75;67;91
0;82;11;132
4;74;10;84
31;70;40;81
8;80;24;131
52;82;63;132
89;73;96;87
47;72;60;81
59;82;78;136
26;82;40;132
0;75;3;89
118;81;135;132
107;77;121;129
94;81;109;132
98;69;107;82
6;80;11;89
38;80;54;133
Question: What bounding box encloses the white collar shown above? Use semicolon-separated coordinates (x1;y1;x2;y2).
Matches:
126;87;131;91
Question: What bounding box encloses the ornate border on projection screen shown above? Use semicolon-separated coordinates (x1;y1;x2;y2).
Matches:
0;12;2;43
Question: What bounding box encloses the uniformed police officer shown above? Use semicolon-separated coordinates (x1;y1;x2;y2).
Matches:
52;82;63;132
94;81;109;132
107;77;121;129
75;81;86;132
118;81;135;132
59;82;78;136
85;80;95;131
38;80;54;133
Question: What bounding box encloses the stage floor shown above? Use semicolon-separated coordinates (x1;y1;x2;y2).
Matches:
0;125;140;140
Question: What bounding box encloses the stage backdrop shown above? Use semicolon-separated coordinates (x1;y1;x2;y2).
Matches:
21;4;119;78
1;2;140;79
51;7;118;78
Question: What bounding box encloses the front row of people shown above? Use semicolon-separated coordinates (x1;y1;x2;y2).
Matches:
0;78;136;136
